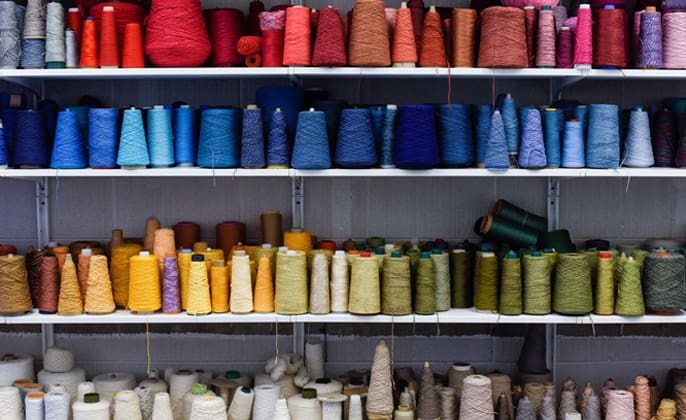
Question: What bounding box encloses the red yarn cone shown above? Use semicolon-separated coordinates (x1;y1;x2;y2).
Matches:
144;0;211;67
312;6;346;67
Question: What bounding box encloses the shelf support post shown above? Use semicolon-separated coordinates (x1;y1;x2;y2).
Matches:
36;177;50;248
292;176;304;230
546;177;560;382
292;322;305;355
41;325;55;354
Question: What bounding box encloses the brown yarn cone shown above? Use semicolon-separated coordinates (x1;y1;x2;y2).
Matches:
418;361;441;420
367;339;394;419
312;6;346;66
418;9;446;67
58;255;83;315
451;8;477;67
498;393;513;420
349;0;391;67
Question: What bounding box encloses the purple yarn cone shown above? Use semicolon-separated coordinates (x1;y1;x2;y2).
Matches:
163;257;181;313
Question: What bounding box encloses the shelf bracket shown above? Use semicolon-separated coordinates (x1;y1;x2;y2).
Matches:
41;324;55;354
291;176;304;230
35;177;50;248
547;177;560;231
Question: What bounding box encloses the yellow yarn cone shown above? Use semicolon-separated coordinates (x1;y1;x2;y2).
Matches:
85;255;116;314
110;243;143;308
58;254;83;315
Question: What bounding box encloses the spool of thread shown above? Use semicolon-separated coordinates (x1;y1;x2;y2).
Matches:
0;354;34;386
393;4;417;66
257;211;283;248
114;390;142;420
413;252;434;315
13;110;48;168
395;105;439;168
474;252;498;312
266;108;289;168
173;105;197;167
478;7;528;68
110;244;142;308
38;254;59;314
283;6;310;65
72;393;110;420
0;254;32;314
309;252;330;315
335;108;377;168
198;108;241;168
45;2;64;68
173;222;200;251
523;253;551;315
615;255;644;316
251;384;280;420
587;104;620;168
230;251;253;314
240;105;265;169
44;347;74;373
553;253;593;315
312;6;346;67
0;386;23;419
452;8;477;67
606;390;634;420
431;250;450;311
93;372;136;404
80;17;98;68
0;1;21;69
216;222;246;260
44;388;70;419
275;250;308;315
38;368;86;401
58;254;82;315
147;107;174;168
99;6;119;68
348;0;390;67
349;253;381;315
450;249;472;308
519;107;547;168
25;391;44;420
460;375;493;419
117;108;149;169
499;252;522;315
330;250;349;313
381;253;411;315
292;109;331;169
228;386;255;420
152;392;174;419
594;6;627;68
284;230;312;253
88;108;119;168
128;252;161;313
491;199;548;234
209;260;229;313
419;7;446;67
484;110;510;170
206;8;244;67
643;252;686;314
574;4;593;68
436;104;473;167
594;253;615;315
622;107;653;167
187;255;211;316
480;215;539;249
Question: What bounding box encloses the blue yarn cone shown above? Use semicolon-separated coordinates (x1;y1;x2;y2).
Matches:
518;107;547;168
500;94;519;154
475;104;492;167
335;108;377;168
0;125;7;167
147;107;175;168
484;110;510;170
542;107;561;167
561;120;585;168
381;104;397;168
241;107;266;168
117;108;149;168
13;110;49;168
51;109;87;169
292;110;331;169
88;108;119;168
173;106;197;167
587;104;620;168
197;108;241;168
622;107;653;168
395;105;439;169
437;104;473;167
267;109;290;168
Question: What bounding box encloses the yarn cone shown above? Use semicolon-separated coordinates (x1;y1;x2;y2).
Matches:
366;339;394;419
254;257;274;313
517;396;536;420
312;6;346;67
392;5;417;65
84;255;116;314
58;254;83;315
144;0;211;67
418;8;446;67
541;394;555;420
417;361;441;419
584;393;601;420
151;392;174;420
580;382;594;415
497;393;512;420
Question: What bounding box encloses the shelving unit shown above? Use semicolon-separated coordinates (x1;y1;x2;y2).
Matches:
3;36;686;385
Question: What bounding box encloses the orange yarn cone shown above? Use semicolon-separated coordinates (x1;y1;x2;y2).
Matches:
210;260;229;313
254;257;274;313
99;6;119;67
418;7;446;67
77;250;91;303
283;6;311;65
348;0;391;67
122;23;144;68
392;5;417;66
53;246;69;272
80;18;99;68
58;255;83;315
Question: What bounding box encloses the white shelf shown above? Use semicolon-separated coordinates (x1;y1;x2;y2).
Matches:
3;308;684;325
3;167;686;179
2;67;686;81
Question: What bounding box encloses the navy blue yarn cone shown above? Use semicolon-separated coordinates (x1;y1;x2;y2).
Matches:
267;109;290;168
13;110;49;168
436;104;473;167
241;107;266;168
395;104;439;169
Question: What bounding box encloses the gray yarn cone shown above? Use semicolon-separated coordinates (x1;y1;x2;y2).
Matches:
584;394;601;420
516;396;536;420
541;394;556;420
